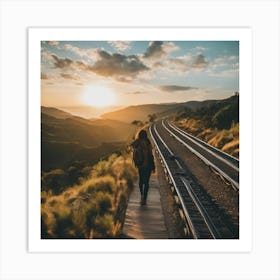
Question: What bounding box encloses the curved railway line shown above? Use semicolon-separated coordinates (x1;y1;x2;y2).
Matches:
149;121;239;239
162;120;239;190
168;121;239;169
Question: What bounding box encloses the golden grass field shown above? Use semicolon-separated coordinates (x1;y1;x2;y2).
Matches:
176;118;239;158
41;153;137;239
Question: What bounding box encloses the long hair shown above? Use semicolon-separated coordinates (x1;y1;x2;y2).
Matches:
138;129;147;139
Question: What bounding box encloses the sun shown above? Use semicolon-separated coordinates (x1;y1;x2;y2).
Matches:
81;85;117;108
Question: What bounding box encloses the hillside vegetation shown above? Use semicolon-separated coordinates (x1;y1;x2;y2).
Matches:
174;95;239;158
41;152;137;239
41;107;136;170
101;104;174;123
41;107;139;238
100;100;219;124
42;107;136;145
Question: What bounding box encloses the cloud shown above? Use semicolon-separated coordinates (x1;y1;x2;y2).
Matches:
208;55;239;77
144;41;179;59
60;73;80;80
192;54;209;69
212;55;239;69
162;42;179;53
144;41;163;58
91;50;149;81
62;44;99;61
128;91;147;95
50;51;149;82
209;68;239;77
41;50;53;59
154;56;192;73
50;54;90;72
228;55;238;61
108;41;132;52
159;85;197;92
41;71;81;82
149;53;208;75
45;41;59;46
194;46;208;52
144;51;209;74
51;55;75;69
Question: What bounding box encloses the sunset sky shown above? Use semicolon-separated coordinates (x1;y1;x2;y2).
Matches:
41;40;239;110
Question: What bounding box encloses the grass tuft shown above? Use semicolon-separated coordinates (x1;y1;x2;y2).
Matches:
176;119;239;158
41;151;137;239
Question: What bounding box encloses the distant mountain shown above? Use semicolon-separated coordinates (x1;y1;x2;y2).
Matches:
42;107;135;144
41;107;136;170
100;99;221;123
101;104;176;123
41;106;74;119
41;97;237;170
58;105;123;119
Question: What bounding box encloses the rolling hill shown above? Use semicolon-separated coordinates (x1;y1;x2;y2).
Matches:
100;100;219;124
41;107;136;170
174;95;239;157
58;105;123;119
175;95;239;129
41;106;74;119
41;96;238;169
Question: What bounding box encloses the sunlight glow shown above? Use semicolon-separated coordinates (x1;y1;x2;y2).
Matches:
81;85;117;108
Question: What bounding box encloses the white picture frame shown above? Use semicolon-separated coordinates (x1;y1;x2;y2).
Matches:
1;1;279;279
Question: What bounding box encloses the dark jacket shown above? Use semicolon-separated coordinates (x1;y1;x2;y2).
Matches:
132;138;155;171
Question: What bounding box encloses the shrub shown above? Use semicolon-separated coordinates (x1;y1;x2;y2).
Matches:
41;151;136;239
41;211;50;238
175;119;239;158
53;211;74;238
94;214;115;238
120;167;137;191
96;192;113;215
94;153;118;177
93;176;116;194
42;169;68;194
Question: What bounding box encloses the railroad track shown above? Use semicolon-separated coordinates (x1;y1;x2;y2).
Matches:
150;123;237;239
162;119;239;191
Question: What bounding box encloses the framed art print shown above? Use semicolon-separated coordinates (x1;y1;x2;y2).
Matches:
28;27;252;253
1;0;280;279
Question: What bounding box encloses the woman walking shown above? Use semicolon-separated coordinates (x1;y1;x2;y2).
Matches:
132;129;155;205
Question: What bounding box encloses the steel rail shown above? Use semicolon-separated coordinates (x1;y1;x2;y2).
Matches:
180;177;221;239
167;121;239;170
149;124;199;239
150;124;220;239
151;123;183;169
169;121;239;162
161;120;239;190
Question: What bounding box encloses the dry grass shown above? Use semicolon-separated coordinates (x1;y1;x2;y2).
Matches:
176;118;239;158
41;153;137;239
221;139;239;158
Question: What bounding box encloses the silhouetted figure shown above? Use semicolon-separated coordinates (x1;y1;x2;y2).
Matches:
132;129;155;205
